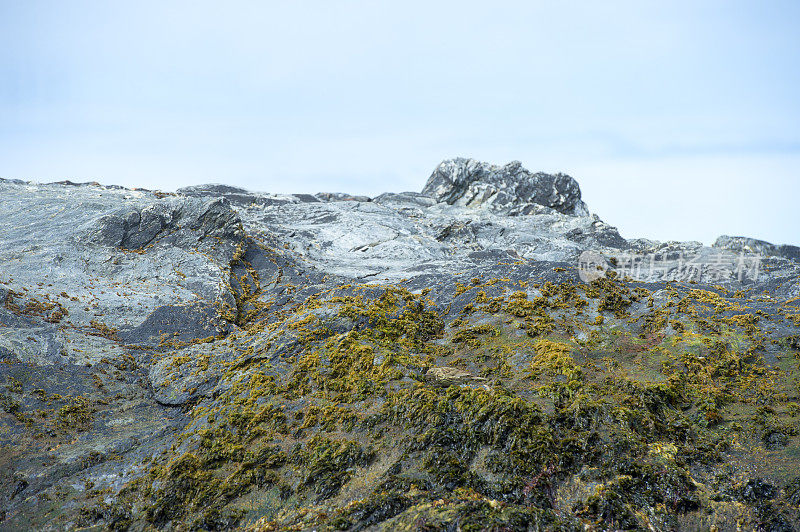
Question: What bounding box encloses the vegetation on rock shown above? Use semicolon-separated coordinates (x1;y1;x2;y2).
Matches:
50;272;799;530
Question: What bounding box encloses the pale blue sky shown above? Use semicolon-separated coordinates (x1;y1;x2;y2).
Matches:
1;1;798;245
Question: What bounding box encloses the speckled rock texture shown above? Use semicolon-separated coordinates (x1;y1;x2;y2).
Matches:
422;158;588;216
1;159;799;531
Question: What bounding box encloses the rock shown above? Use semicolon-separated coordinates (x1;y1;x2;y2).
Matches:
238;184;625;282
422;158;588;216
116;302;230;349
372;192;437;209
177;183;320;207
1;160;800;531
0;180;248;338
148;342;224;406
233;305;362;368
93;197;244;251
315;192;372;202
714;235;800;261
177;184;250;197
786;477;800;505
739;478;777;502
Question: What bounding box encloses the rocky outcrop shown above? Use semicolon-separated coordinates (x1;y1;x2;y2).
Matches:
184;159;626;283
714;235;800;261
422;157;588;216
1;160;800;531
93;197;244;251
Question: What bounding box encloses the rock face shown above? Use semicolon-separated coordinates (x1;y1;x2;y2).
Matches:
422;157;588;216
94;197;243;251
1;159;800;531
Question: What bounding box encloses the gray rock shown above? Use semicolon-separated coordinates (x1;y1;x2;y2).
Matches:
177;183;318;207
116;302;229;348
714;235;800;261
422;157;588;216
92;197;244;251
372;191;437;209
315;192;372;202
148;342;224;406
0;159;799;528
177;183;250;197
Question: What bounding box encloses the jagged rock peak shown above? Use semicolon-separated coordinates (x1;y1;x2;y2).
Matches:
422;157;589;216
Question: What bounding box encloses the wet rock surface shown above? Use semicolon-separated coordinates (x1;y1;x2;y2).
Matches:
1;159;800;530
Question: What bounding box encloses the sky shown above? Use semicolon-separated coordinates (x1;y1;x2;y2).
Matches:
1;1;798;245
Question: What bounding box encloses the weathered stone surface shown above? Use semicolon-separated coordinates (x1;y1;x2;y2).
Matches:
315;192;372;203
1;159;799;530
714;234;800;261
422;157;588;216
116;302;229;348
0;180;244;334
233;190;626;282
148;342;223;406
92;196;244;251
